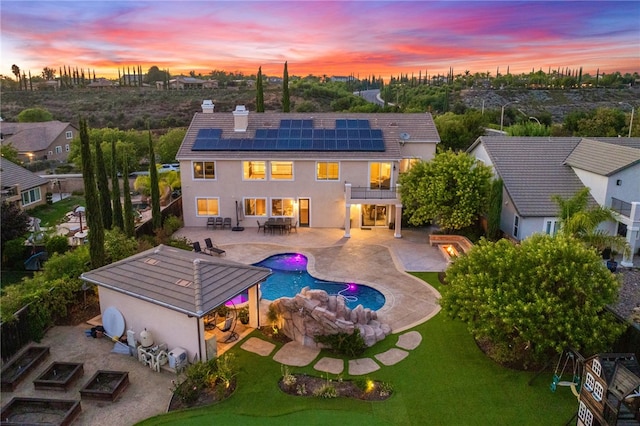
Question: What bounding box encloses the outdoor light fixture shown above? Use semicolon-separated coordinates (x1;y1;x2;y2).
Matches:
500;101;519;132
619;102;635;137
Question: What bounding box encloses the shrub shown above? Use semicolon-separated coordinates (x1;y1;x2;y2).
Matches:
45;235;70;256
313;382;337;399
163;214;183;235
314;329;366;357
2;239;29;270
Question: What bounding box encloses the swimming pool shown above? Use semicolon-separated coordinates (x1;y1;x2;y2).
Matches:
254;253;386;311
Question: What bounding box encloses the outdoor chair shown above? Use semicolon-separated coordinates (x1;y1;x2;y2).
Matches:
206;217;216;229
192;241;203;253
217;316;238;343
215;217;224;228
222;217;232;229
289;219;297;233
204;237;226;256
257;220;265;233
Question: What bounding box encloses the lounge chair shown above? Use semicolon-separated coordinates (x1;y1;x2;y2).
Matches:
206;217;216;229
222;217;232;229
217;316;238;343
192;241;203;253
204;237;226;256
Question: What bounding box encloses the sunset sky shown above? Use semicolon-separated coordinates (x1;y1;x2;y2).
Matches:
2;1;639;81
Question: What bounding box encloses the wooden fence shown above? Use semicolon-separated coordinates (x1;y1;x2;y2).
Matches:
1;304;33;363
134;196;183;238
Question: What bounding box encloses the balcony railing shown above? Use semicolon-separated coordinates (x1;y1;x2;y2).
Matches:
350;187;398;200
611;197;632;217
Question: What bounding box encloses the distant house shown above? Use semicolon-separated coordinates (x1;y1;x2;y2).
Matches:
88;78;114;89
468;136;640;266
168;77;217;90
0;157;49;210
0;120;78;163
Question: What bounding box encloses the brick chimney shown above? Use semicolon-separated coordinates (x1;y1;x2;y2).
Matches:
201;100;214;113
233;105;249;132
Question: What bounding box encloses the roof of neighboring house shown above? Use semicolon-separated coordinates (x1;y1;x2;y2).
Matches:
177;111;440;161
80;244;272;318
0;121;74;152
0;157;49;191
565;138;640;176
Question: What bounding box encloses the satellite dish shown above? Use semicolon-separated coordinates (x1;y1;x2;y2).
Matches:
399;132;410;140
102;306;125;338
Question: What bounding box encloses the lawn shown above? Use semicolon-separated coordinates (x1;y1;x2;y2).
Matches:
29;196;84;227
137;273;578;425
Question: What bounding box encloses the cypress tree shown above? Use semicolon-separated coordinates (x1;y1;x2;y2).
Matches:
282;61;290;112
79;118;105;268
111;139;124;231
122;150;135;237
95;137;113;230
256;66;265;112
487;178;503;241
148;128;162;230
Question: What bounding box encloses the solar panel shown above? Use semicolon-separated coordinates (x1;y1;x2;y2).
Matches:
191;118;385;152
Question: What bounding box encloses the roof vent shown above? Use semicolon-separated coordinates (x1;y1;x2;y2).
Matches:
389;122;398;127
400;132;410;140
233;105;249;132
144;258;159;265
201;100;214;114
175;279;192;287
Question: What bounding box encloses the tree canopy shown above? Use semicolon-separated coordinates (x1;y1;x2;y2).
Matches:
17;107;53;122
1;144;21;165
1;201;30;250
440;234;623;367
398;151;492;231
434;110;488;151
156;128;186;164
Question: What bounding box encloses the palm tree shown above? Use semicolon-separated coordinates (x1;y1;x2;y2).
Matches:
552;188;630;257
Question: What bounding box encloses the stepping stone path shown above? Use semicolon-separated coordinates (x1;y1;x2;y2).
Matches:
273;341;321;367
241;337;275;357
314;357;344;375
396;331;422;350
349;358;380;375
375;348;409;366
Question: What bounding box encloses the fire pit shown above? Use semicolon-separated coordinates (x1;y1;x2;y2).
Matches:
79;370;129;402
33;362;84;391
0;397;81;426
1;346;50;392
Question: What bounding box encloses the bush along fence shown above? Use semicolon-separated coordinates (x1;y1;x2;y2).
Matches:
135;196;182;238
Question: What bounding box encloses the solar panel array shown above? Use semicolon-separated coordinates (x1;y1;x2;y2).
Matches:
192;119;385;152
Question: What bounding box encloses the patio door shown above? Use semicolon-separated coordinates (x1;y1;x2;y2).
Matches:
298;198;309;227
362;204;387;227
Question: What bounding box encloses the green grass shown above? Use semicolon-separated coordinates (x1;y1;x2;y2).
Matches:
29;196;84;227
138;272;577;425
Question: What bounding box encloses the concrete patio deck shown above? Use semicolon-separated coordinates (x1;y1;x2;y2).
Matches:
174;225;446;333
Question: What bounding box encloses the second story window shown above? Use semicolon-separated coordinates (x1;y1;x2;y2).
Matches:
316;162;339;180
65;144;70;152
270;161;293;180
55;146;62;154
193;161;215;179
66;131;73;139
243;161;266;180
370;162;392;189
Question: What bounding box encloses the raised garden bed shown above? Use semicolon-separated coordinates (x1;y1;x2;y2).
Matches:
1;346;50;392
33;362;84;391
0;397;81;426
79;370;129;402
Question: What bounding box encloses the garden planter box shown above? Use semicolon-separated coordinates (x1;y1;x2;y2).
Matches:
1;346;50;392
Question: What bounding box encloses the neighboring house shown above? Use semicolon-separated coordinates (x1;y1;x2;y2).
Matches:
0;157;50;209
468;136;640;266
168;77;217;90
80;245;271;363
176;102;440;238
0;120;77;163
87;78;114;89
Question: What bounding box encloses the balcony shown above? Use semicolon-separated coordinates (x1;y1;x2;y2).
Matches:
611;197;632;217
346;185;399;203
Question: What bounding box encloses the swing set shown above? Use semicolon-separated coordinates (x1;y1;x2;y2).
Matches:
550;348;584;397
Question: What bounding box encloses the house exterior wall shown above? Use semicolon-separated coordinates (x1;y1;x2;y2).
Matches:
605;165;640;207
45;125;75;162
180;158;399;228
98;287;200;362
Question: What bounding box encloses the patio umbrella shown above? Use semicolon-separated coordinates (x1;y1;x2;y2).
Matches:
232;200;245;231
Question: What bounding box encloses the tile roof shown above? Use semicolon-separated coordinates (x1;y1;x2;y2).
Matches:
0;121;72;152
565;138;640;176
177;111;439;161
80;244;272;318
472;136;588;217
0;157;49;191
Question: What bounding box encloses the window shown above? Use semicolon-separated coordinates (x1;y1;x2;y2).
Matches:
592;359;602;377
21;187;41;206
270;161;293;180
399;158;420;173
48;151;53;157
55;146;62;154
193;161;216;179
584;372;595;392
544;219;559;236
271;198;295;216
316;162;339;180
513;215;520;238
65;144;70;152
370;162;392;189
578;401;593;426
196;197;219;216
244;198;267;216
243;161;266;180
65;131;73;139
593;381;604;402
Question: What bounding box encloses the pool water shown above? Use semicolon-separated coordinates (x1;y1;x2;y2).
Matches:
254;253;386;311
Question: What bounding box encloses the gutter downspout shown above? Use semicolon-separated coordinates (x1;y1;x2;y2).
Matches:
193;259;205;362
